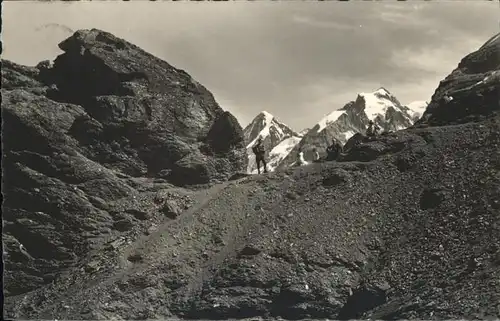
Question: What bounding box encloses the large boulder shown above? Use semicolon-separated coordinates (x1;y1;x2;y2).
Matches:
339;131;427;163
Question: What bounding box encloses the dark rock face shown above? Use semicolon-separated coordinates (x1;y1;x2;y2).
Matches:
6;28;247;183
3;32;500;321
2;29;245;296
418;33;500;126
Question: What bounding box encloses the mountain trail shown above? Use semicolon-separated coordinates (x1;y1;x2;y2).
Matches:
109;176;251;285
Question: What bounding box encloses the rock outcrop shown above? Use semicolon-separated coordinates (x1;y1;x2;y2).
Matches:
417;33;500;126
5;29;247;185
2;29;246;297
3;32;500;321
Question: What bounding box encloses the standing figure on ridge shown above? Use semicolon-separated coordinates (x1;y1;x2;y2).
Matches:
326;138;343;161
366;120;380;138
252;136;268;174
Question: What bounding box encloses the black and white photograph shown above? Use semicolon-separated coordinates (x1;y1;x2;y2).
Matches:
2;0;500;319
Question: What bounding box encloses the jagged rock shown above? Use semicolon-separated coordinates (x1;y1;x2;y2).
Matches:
206;111;246;153
84;260;101;273
127;253;144;263
342;132;365;153
238;245;262;257
285;191;299;200
124;209;150;221
418;33;500;126
112;218;135;232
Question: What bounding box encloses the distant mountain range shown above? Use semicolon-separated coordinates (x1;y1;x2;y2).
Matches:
243;88;428;173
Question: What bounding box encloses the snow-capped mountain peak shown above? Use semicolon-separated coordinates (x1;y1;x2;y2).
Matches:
255;110;275;132
259;110;274;119
358;87;404;122
373;87;391;96
244;111;278;148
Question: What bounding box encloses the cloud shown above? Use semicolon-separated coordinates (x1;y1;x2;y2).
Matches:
291;15;358;30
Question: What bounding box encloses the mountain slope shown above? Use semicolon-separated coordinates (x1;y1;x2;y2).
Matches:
243;111;301;173
278;88;416;169
4;31;500;321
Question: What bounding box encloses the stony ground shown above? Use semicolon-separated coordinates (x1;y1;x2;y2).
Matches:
5;115;500;320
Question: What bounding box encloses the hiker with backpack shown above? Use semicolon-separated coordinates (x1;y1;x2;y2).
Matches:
366;120;380;138
326;138;343;161
252;136;268;174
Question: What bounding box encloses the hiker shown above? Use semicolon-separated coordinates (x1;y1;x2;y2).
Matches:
252;136;268;174
326;138;343;161
366;120;380;137
312;148;321;163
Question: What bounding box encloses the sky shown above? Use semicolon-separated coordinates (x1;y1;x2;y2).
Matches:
3;1;499;131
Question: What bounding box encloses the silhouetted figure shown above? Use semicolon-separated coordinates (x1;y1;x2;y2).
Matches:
366;120;380;138
252;137;268;174
326;138;343;161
